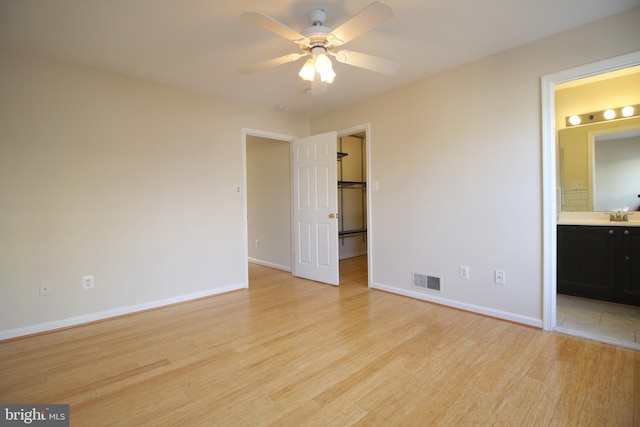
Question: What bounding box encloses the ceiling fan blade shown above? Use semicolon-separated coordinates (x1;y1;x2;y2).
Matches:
242;11;305;42
329;2;393;45
238;53;305;74
311;78;327;96
334;50;399;75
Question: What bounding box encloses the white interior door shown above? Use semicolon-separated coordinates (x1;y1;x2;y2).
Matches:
292;131;339;285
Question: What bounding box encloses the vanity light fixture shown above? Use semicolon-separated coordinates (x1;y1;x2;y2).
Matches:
566;103;640;126
622;105;635;117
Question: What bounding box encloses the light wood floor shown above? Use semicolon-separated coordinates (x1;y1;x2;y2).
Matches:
1;256;638;426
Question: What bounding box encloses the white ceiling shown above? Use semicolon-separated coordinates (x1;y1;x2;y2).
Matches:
1;0;639;116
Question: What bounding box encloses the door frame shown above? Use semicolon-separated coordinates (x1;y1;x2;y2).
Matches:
540;50;640;331
242;128;295;287
242;123;373;288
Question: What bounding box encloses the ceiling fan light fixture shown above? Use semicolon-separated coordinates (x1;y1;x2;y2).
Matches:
298;59;316;82
319;67;336;83
314;53;332;74
242;2;398;91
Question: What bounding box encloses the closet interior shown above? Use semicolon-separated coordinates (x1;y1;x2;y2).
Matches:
337;133;367;260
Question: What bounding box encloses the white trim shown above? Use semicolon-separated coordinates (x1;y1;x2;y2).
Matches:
371;281;542;328
541;74;557;332
587;132;596;211
248;258;292;272
541;50;640;332
0;283;245;341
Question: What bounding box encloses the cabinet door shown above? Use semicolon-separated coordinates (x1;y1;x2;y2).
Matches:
620;228;640;302
557;226;617;299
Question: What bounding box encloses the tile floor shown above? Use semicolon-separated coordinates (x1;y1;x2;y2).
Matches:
556;294;640;350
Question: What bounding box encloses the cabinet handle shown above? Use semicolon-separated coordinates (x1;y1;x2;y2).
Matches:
609;229;614;234
624;230;629;235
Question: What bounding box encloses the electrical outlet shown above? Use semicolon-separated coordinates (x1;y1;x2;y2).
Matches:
255;239;259;247
82;275;95;290
495;270;506;284
39;282;50;296
459;265;470;280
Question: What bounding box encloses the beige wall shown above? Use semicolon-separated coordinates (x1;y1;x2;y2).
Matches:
246;135;292;270
311;7;640;325
0;50;307;336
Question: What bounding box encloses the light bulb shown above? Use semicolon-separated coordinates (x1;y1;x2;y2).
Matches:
603;109;616;120
568;115;581;126
320;67;335;83
298;59;316;82
314;54;332;74
622;105;634;117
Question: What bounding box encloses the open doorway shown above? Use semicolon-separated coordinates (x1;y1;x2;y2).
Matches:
541;51;640;349
337;129;369;287
243;125;372;288
246;133;292;272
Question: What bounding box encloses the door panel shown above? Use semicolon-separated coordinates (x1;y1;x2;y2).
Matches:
292;131;339;285
298;222;312;264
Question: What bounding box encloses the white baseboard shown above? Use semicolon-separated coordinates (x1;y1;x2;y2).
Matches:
248;258;291;272
371;281;543;328
0;283;246;341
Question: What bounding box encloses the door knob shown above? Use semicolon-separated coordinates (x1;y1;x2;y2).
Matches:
329;213;338;218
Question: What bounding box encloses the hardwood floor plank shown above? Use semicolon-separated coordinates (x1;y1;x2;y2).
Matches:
0;258;637;426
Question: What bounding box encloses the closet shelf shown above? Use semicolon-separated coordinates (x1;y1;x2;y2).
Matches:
338;181;366;188
339;228;367;237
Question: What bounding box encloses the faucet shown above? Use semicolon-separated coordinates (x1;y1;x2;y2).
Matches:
609;211;628;222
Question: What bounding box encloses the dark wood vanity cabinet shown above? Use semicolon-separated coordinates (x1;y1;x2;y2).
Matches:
557;225;640;306
620;227;640;299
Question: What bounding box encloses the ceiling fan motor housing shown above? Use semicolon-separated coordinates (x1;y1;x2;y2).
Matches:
299;8;345;53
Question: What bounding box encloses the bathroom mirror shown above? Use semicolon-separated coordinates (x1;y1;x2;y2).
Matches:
558;118;640;212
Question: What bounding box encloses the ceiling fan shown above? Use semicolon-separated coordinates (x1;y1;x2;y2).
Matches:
238;1;399;95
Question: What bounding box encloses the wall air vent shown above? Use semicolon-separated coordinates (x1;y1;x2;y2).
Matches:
413;272;442;293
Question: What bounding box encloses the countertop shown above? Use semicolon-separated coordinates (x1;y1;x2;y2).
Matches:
557;212;640;227
557;219;640;227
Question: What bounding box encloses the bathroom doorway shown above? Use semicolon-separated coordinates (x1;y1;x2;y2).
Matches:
541;51;640;349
